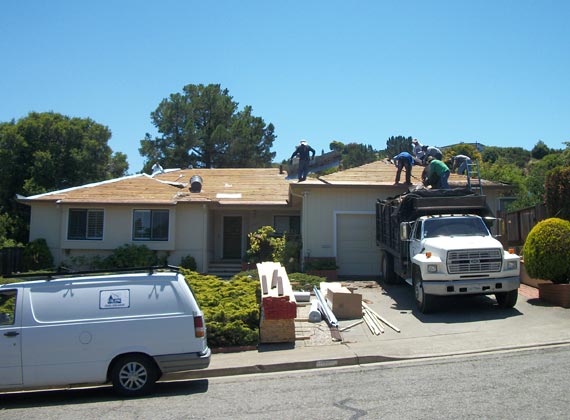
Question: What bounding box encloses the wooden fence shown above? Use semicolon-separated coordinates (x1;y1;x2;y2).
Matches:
502;203;549;247
0;247;24;276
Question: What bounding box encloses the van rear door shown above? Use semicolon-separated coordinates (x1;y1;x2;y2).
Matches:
0;289;22;386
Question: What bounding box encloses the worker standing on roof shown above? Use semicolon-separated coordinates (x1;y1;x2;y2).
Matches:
424;156;450;189
289;139;316;182
392;151;415;185
411;138;425;165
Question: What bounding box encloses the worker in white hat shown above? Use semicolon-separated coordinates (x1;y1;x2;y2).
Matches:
289;139;316;182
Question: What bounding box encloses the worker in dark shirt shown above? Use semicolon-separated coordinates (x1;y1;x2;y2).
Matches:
289;139;316;182
392;151;415;185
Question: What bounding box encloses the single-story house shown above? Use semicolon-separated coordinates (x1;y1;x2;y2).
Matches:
18;160;514;277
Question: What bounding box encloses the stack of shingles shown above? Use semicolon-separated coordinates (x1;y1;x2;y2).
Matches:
257;262;297;343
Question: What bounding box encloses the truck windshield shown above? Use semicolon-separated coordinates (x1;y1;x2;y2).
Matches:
423;217;490;238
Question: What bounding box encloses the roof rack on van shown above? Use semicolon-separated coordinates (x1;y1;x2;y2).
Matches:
8;265;181;281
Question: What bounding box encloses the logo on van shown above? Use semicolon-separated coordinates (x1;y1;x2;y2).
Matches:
100;289;130;309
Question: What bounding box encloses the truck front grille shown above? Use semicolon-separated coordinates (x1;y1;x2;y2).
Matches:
447;249;503;274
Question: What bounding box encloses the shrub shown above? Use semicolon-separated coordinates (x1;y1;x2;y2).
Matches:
246;226;285;263
23;238;53;271
288;272;327;291
304;257;338;270
180;255;197;271
182;269;260;348
99;244;159;269
522;218;570;284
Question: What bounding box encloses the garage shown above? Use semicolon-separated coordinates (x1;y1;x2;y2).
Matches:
336;213;380;277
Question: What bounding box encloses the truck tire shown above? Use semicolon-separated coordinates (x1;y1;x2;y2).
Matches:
111;354;159;397
381;252;397;284
413;266;434;314
495;289;518;308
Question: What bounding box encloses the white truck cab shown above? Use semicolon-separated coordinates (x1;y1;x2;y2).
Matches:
406;214;520;312
0;269;210;396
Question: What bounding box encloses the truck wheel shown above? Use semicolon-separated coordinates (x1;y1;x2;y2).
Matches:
495;289;518;308
111;355;159;397
413;267;434;314
381;252;397;284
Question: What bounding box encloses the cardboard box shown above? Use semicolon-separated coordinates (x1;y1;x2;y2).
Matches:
323;283;362;319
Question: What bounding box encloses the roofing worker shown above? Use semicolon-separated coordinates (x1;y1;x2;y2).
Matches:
452;154;472;175
289;139;316;182
411;138;425;164
392;151;415;185
421;145;443;164
424;156;450;189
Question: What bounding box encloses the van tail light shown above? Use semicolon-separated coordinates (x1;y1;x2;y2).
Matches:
194;315;205;338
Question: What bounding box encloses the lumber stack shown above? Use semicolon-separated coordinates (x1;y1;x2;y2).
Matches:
257;262;296;343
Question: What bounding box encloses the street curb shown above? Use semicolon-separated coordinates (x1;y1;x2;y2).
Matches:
162;354;401;381
161;341;570;383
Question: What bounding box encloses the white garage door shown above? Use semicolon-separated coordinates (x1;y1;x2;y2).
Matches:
336;213;380;277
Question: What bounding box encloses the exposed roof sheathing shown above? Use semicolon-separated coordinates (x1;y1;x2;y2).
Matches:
21;168;294;205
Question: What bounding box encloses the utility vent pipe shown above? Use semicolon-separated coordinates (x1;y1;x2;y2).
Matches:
190;175;203;193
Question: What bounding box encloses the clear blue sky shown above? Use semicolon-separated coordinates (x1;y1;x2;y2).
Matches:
2;1;569;173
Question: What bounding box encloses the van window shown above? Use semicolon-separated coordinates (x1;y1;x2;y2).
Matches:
29;279;183;322
0;290;16;325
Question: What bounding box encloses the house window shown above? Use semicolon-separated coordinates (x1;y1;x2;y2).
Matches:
274;216;300;235
133;210;169;241
68;209;104;240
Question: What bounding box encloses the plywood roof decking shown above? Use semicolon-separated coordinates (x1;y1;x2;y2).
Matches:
21;168;294;205
312;160;504;187
20;161;510;206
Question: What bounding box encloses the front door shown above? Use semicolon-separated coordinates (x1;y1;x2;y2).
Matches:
0;289;22;386
223;216;242;259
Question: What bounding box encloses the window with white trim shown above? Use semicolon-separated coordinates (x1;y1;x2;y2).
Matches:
274;215;300;235
133;209;169;241
68;209;104;240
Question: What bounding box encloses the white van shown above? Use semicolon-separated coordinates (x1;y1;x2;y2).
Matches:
0;269;211;396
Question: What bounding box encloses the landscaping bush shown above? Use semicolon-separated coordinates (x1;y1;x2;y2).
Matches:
22;238;53;271
179;255;197;271
182;269;260;348
98;244;161;269
246;226;285;264
522;218;570;284
288;272;327;291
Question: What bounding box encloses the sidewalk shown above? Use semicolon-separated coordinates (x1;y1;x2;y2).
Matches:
165;282;570;382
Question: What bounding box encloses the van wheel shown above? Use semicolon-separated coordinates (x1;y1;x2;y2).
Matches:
496;289;518;308
111;355;158;397
381;252;397;284
413;267;434;314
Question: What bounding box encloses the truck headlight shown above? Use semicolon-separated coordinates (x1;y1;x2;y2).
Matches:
506;261;518;271
427;264;438;273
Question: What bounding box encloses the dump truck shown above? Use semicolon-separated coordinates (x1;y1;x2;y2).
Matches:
376;188;520;313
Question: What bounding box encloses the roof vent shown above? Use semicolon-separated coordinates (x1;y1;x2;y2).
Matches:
190;175;203;193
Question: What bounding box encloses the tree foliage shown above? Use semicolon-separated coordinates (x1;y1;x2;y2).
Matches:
481;146;531;168
329;140;378;169
545;166;570;221
139;84;276;172
0;112;128;242
531;140;551;160
385;135;413;158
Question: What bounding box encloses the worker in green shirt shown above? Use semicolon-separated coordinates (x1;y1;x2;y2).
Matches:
423;156;450;189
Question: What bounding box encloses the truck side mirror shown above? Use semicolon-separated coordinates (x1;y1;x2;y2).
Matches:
400;222;411;241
